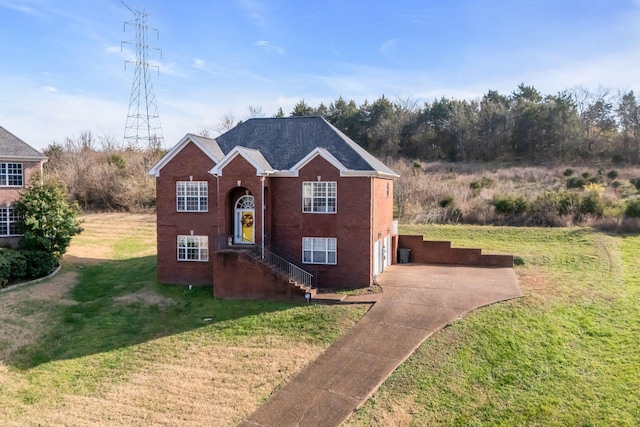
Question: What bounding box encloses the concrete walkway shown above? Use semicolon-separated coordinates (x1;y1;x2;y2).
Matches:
240;264;522;427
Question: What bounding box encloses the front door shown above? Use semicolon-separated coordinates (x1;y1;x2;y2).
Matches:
234;195;255;244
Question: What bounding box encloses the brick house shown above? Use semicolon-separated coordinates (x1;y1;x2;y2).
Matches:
149;116;399;300
0;126;48;248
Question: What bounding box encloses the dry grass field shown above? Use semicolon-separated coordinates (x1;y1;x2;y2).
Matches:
0;213;367;426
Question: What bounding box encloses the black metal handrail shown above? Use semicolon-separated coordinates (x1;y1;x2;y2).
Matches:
214;235;316;288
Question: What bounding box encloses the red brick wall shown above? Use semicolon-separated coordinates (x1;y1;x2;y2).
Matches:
0;160;43;205
397;235;514;268
155;142;217;285
213;251;305;302
372;177;395;271
269;156;377;289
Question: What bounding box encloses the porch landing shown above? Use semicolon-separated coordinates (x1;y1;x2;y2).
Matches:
239;264;522;427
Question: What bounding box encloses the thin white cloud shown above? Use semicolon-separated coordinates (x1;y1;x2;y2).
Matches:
42;86;58;92
254;40;284;54
0;0;41;16
192;58;207;70
237;0;269;28
379;39;398;59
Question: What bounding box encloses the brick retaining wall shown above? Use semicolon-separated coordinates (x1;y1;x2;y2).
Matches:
397;235;513;268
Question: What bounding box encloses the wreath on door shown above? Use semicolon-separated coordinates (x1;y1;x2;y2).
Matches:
241;213;254;227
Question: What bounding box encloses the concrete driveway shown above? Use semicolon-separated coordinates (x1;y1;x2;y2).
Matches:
240;264;522;427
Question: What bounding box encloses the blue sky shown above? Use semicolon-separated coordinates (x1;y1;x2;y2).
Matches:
1;0;640;150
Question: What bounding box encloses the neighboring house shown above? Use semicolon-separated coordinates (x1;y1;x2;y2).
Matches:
0;126;48;248
149;116;399;300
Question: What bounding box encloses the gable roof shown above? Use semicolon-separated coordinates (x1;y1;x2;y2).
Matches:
150;117;399;178
0;126;47;161
210;146;275;176
148;133;223;177
215;117;398;177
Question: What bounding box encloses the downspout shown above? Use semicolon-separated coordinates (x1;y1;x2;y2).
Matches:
261;175;265;259
371;176;375;279
215;172;220;246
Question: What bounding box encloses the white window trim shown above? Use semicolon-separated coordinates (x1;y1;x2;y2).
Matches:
302;181;337;214
176;181;208;212
0;207;21;236
0;162;23;187
177;235;209;262
302;237;337;265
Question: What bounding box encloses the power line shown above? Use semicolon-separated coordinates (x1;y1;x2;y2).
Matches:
121;1;164;150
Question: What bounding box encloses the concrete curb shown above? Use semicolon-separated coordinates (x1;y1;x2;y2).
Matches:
0;264;63;294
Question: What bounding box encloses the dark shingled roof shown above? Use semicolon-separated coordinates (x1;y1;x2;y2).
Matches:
0;126;47;160
215;116;397;175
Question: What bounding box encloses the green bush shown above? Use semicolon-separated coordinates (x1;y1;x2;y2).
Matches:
563;168;574;177
607;170;619;180
439;196;455;208
20;250;57;279
15;181;83;261
528;191;581;226
492;194;530;215
0;248;28;286
470;176;494;195
0;255;10;287
625;199;640;218
566;177;586;189
579;192;605;217
581;171;592;179
630;178;640;191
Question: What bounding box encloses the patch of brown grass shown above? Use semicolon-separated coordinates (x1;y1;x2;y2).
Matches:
0;271;78;360
7;335;324;426
114;289;175;307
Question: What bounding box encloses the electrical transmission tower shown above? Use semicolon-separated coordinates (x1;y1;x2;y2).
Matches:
121;1;164;149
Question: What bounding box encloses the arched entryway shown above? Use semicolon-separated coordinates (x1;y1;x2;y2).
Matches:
234;195;255;244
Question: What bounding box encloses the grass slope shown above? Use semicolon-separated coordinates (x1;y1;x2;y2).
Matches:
0;214;367;426
2;214;638;425
346;226;640;426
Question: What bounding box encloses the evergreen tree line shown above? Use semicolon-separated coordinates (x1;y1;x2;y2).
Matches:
272;84;640;164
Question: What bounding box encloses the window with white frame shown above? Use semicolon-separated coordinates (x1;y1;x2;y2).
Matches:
177;235;209;261
302;237;337;264
0;163;23;186
302;181;336;213
0;208;20;236
176;181;208;212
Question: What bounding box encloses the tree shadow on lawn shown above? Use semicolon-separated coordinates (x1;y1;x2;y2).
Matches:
6;255;300;370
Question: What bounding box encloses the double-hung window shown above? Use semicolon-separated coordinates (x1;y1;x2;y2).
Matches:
177;235;209;261
177;181;208;212
0;208;20;236
302;237;337;265
302;181;336;213
0;163;23;186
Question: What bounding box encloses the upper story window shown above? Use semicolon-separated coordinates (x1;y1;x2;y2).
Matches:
302;237;337;265
0;208;20;236
177;181;208;212
0;163;23;187
177;235;209;261
302;181;336;213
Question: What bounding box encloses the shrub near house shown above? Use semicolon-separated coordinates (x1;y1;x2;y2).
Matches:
0;126;82;287
0;181;82;287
